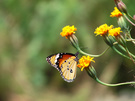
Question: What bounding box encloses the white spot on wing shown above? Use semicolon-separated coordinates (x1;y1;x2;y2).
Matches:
55;53;60;63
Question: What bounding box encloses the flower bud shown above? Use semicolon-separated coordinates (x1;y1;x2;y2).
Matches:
103;35;116;47
133;15;135;20
68;34;79;49
60;25;80;49
114;0;127;14
85;66;97;80
117;16;127;29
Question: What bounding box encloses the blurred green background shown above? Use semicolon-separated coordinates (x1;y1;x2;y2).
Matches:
0;0;135;101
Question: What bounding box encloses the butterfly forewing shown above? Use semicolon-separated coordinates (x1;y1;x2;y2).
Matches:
46;54;57;70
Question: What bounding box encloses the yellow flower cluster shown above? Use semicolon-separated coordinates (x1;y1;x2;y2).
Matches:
94;24;122;37
110;7;123;17
60;25;77;38
94;24;113;36
77;56;95;71
109;27;122;36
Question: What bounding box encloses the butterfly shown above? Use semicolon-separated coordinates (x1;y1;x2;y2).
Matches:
46;52;79;82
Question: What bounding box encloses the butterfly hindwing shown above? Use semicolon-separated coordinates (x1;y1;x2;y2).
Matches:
46;53;78;82
60;56;77;82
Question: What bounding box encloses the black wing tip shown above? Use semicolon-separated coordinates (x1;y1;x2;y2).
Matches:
46;57;51;64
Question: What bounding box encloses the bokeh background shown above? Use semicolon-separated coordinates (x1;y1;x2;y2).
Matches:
0;0;135;101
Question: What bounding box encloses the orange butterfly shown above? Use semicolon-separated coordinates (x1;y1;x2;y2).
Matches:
46;53;78;82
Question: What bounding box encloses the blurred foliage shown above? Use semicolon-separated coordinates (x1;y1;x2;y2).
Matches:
0;0;135;101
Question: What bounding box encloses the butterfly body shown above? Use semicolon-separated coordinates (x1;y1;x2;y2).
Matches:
46;53;78;82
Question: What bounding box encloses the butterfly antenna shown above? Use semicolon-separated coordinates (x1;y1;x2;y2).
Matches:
75;51;79;56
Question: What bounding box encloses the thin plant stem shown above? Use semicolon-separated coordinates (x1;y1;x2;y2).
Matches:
111;46;131;60
123;14;135;26
125;47;135;64
126;38;135;45
77;46;110;57
113;43;135;59
95;77;135;87
127;13;135;21
86;66;135;87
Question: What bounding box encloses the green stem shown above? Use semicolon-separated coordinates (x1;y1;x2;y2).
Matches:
86;66;135;87
126;39;135;42
77;46;110;57
127;13;135;21
69;35;110;57
95;77;135;87
123;14;135;26
112;46;131;60
124;47;135;64
126;38;135;45
115;44;135;59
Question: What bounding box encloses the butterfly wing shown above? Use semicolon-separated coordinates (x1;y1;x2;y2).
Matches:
46;54;59;68
46;53;78;82
60;56;77;82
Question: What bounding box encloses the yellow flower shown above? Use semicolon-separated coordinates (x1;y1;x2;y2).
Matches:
94;24;113;36
108;27;122;36
77;56;95;71
110;7;123;17
60;25;77;38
